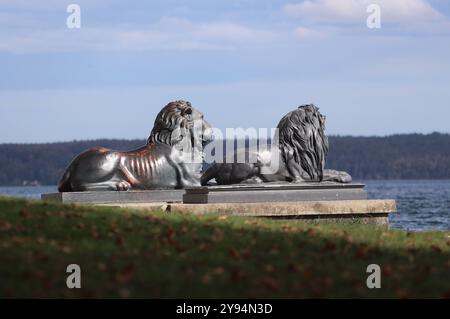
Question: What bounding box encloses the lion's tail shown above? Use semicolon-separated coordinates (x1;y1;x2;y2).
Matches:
57;167;73;192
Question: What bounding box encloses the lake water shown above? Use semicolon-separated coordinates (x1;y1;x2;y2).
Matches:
0;180;449;232
365;180;450;231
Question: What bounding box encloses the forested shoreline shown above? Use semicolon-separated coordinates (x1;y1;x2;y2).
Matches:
0;133;449;185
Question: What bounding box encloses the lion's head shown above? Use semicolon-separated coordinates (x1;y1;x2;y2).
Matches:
276;104;329;181
148;100;213;153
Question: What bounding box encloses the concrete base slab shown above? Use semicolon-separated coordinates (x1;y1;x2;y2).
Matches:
41;189;184;204
99;199;396;225
41;183;395;226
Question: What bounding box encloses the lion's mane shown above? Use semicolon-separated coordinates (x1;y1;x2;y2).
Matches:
277;104;329;181
148;100;195;146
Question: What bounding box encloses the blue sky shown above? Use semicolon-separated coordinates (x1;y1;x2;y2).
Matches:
0;0;450;142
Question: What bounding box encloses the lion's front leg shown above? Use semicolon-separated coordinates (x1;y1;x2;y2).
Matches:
322;169;352;183
167;150;201;188
285;159;306;182
178;163;202;187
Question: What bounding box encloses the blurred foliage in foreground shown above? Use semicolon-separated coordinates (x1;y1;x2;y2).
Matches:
0;197;449;298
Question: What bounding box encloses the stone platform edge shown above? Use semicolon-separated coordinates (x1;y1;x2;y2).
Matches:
41;182;367;204
98;199;396;225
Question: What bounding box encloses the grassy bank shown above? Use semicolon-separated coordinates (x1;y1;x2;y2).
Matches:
0;197;449;298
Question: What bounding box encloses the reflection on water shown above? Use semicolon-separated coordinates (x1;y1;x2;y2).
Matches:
0;180;449;231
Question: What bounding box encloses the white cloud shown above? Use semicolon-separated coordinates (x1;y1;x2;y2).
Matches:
0;16;275;54
0;0;115;10
2;77;450;142
284;0;444;24
294;26;325;38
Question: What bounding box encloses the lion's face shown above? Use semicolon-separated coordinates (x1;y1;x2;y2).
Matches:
192;108;214;147
149;100;213;150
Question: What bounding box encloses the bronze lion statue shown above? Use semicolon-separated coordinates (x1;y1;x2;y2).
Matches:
58;100;213;191
201;104;351;185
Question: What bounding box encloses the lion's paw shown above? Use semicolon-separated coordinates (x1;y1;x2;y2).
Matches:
116;180;131;191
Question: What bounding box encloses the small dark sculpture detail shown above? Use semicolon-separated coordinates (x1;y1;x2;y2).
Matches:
201;104;351;185
58;100;213;191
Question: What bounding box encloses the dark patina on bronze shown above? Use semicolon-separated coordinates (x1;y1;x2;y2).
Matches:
201;104;351;185
58;100;213;191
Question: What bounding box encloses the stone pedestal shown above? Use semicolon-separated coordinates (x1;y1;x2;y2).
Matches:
99;199;396;225
183;182;367;204
41;182;367;204
41;182;396;225
41;189;184;204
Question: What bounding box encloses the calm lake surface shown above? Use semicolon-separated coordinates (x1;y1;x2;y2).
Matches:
0;180;449;231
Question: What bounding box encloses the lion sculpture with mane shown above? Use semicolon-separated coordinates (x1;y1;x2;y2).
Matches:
58;100;213;191
201;104;351;185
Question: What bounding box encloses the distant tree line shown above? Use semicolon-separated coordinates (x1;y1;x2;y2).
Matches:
326;133;450;180
0;133;449;186
0;139;144;186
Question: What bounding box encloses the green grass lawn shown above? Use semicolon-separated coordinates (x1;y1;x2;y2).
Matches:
0;196;449;298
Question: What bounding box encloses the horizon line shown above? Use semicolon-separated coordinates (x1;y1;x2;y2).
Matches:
0;131;449;145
